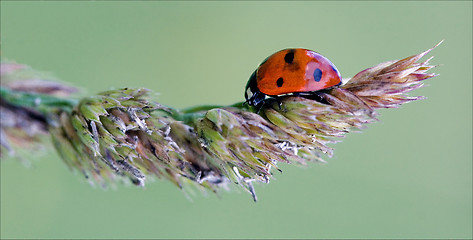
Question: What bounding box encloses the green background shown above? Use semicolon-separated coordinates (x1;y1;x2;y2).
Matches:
1;1;471;239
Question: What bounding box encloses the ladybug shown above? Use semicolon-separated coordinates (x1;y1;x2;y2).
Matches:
245;48;342;107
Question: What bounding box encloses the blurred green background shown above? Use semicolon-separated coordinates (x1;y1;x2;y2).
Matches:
1;1;471;239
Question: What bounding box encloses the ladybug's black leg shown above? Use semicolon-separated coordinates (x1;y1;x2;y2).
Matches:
251;92;266;107
313;91;329;105
255;97;277;114
249;93;266;114
273;96;283;110
255;104;263;114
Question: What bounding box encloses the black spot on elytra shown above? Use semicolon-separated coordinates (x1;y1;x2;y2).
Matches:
313;68;322;82
284;50;295;64
277;77;284;87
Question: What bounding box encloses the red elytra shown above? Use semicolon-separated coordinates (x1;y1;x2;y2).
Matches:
245;48;341;107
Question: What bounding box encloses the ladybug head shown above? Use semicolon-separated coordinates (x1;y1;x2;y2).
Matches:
245;70;266;107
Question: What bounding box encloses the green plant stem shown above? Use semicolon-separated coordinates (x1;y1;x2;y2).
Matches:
175;101;252;125
180;102;248;114
0;87;78;114
0;86;253;126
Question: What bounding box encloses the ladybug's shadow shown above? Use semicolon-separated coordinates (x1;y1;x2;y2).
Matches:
262;90;332;111
292;91;331;105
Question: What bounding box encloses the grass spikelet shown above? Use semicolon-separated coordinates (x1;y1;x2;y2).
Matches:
1;42;441;200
